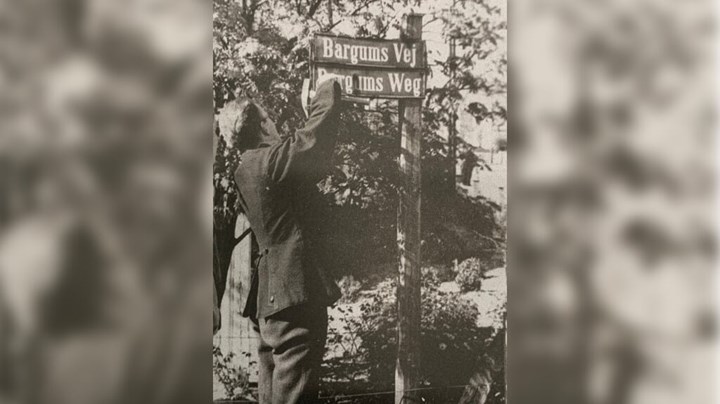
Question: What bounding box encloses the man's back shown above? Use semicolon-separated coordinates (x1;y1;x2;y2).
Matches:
233;80;342;318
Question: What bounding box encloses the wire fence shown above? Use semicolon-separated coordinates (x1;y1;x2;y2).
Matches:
213;325;485;403
214;383;474;403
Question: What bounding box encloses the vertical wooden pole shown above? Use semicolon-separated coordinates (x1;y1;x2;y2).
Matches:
396;13;423;404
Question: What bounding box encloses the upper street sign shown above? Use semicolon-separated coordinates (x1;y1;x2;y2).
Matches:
310;34;427;99
312;34;426;69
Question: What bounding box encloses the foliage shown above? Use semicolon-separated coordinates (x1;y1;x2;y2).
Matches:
212;1;507;401
213;0;507;269
420;107;506;265
455;257;485;292
423;264;457;284
428;0;507;130
322;272;505;403
337;275;363;303
213;346;255;401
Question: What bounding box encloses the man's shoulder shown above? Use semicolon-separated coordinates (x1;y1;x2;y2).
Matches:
238;147;269;171
235;145;276;180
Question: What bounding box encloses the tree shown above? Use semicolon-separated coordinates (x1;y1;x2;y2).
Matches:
428;0;507;186
213;0;506;265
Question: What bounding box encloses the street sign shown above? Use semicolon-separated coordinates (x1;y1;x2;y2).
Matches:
310;34;427;99
312;65;425;98
312;34;426;69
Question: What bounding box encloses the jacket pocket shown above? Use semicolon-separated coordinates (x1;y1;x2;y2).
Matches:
265;239;307;309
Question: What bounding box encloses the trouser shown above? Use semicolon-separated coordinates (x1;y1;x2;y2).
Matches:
251;304;328;404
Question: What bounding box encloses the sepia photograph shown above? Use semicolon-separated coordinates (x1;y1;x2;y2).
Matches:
212;0;507;403
1;1;715;404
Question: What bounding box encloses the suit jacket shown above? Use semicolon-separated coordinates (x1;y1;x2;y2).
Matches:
234;80;342;318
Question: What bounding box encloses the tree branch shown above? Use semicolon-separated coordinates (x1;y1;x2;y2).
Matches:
348;0;381;16
307;0;324;18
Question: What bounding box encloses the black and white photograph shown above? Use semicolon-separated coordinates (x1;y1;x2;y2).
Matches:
0;1;717;404
212;0;507;402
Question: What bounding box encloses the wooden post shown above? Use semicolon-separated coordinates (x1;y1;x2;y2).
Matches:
396;13;423;404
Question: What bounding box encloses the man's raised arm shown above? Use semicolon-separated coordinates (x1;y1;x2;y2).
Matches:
267;79;342;183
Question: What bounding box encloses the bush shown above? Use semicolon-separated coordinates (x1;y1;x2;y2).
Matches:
322;272;504;403
422;265;456;284
337;275;362;304
455;257;486;293
213;346;254;401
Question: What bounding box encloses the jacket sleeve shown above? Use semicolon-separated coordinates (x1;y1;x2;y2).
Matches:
266;80;342;184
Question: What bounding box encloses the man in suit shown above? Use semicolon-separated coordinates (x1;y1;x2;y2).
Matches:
217;77;342;403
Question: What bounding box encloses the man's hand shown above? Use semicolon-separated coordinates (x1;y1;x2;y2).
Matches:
311;73;342;98
314;73;343;93
303;74;342;117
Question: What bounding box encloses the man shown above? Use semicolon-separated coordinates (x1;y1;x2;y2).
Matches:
218;77;343;403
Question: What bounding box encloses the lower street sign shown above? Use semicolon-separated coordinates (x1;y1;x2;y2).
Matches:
312;65;426;99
